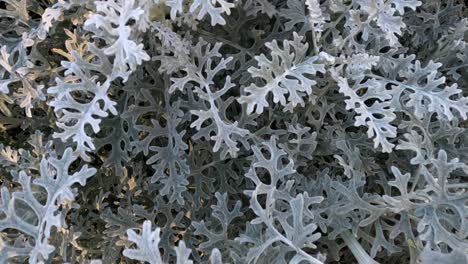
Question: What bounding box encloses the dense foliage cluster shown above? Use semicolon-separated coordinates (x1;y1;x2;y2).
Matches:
0;0;467;263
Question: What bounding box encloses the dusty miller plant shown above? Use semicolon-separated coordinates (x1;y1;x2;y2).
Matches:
0;0;468;263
